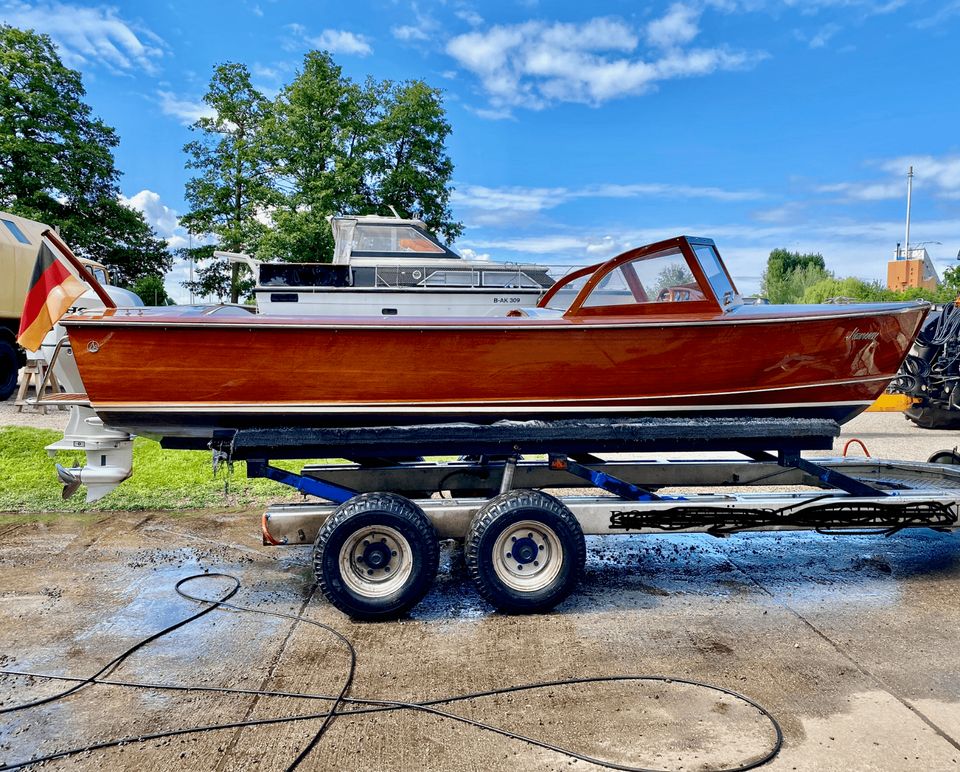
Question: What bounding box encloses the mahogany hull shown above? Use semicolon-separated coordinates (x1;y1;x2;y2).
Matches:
61;303;928;440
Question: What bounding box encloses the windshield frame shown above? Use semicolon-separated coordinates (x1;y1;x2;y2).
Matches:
540;236;737;318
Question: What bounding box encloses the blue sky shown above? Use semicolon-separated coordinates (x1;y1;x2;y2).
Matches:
3;0;960;302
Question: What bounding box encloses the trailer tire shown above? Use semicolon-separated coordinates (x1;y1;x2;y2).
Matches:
928;450;960;465
313;492;439;621
465;489;585;614
0;337;22;402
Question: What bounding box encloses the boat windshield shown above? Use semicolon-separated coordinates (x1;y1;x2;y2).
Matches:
352;224;446;255
579;247;705;309
693;243;738;306
542;271;594;311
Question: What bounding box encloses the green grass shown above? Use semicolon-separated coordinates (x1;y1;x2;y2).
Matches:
0;426;311;512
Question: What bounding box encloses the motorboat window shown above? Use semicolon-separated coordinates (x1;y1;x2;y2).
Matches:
693;244;738;306
582;248;702;308
481;271;541;288
352;224;445;254
1;218;30;244
422;270;477;286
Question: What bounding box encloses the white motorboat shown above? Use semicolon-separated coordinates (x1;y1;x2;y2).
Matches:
221;214;553;317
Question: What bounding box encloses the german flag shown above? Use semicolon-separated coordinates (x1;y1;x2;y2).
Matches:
17;239;87;352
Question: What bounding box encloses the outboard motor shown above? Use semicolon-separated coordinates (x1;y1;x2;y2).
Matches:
41;285;144;501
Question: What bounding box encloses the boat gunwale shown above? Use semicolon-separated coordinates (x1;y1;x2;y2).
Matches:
59;302;929;331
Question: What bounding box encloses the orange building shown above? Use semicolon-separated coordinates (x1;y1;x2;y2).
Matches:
887;247;938;292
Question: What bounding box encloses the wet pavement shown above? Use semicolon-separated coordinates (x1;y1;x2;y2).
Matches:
3;410;960;770
1;507;960;770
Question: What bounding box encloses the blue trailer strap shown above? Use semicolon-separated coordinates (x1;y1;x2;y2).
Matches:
246;460;357;504
550;455;664;501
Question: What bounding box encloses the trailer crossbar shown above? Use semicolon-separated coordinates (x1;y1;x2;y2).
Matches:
246;459;357;504
549;454;667;501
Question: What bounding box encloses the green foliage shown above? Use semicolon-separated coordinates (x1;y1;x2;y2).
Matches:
761;246;958;305
800;276;891;304
368;80;461;243
653;262;695;294
130;274;174;306
181;52;462;287
0;426;325;512
760;248;831;303
0;25;171;284
180;63;276;302
941;265;960;299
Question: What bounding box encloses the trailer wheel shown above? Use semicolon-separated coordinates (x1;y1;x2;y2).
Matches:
0;337;21;402
928;450;960;465
465;490;585;614
313;493;439;621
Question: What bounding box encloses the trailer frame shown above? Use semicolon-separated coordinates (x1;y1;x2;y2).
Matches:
207;416;960;620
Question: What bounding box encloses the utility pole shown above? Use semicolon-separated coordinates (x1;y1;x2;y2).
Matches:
904;165;913;259
188;232;195;305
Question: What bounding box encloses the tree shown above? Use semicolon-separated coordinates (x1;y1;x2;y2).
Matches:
760;248;831;303
941;265;960;300
0;24;171;282
368;80;461;243
179;63;275;302
181;53;462;283
131;274;174;305
654;263;694;294
801;276;890;304
257;57;461;262
257;52;373;262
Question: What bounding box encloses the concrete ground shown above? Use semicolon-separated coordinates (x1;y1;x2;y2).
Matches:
2;410;960;770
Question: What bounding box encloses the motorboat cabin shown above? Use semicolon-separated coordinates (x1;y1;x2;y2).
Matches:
221;214;553;317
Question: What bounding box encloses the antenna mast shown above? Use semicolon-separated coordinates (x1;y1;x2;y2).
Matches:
904;165;913;259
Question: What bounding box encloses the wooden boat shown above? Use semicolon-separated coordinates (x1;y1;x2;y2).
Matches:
59;236;928;444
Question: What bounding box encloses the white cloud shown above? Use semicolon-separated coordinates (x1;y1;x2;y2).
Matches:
118;189;223;304
452;180;765;224
816;180;902;201
455;9;484;26
817;155;960;202
119;189;181;241
252;62;285;80
0;0;164;74
392;25;430;42
446;16;761;113
879;155;960;198
464;234;588;254
156;90;215;126
913;0;960;29
286;24;372;56
646;3;700;48
806;22;841;48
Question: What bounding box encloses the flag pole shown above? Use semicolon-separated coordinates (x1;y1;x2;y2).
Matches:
42;229;116;309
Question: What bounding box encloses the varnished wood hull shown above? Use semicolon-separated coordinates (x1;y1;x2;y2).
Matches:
61;302;928;442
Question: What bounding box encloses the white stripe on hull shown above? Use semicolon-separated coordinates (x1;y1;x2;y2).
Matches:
95;400;873;414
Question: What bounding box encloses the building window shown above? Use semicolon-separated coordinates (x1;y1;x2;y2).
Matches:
1;218;31;244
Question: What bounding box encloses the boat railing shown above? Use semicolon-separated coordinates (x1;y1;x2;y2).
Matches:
372;265;544;290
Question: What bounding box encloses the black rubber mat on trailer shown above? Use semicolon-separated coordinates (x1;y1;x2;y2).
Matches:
198;416;840;460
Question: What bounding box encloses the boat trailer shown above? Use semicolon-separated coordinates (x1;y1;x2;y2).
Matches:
193;417;960;620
